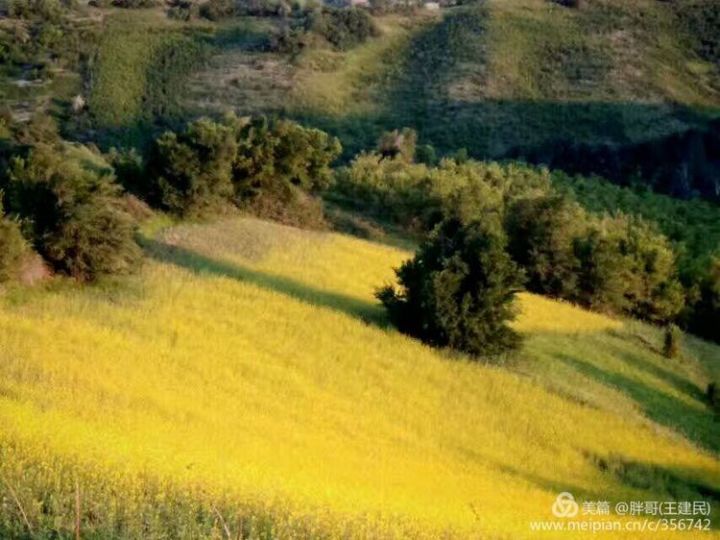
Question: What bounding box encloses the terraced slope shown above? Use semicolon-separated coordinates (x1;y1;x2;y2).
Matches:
178;0;720;157
0;217;718;538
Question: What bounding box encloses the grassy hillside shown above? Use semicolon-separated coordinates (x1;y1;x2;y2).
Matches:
1;217;718;538
176;0;720;157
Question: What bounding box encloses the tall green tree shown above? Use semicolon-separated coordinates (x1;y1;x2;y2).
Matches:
378;217;524;357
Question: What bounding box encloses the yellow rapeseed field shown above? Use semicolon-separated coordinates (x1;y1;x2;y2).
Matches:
0;217;718;538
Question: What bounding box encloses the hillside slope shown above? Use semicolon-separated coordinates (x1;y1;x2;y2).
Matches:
0;217;718;538
179;0;720;158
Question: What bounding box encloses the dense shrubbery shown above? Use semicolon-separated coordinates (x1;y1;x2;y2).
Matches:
234;117;341;201
687;258;720;342
506;195;585;299
307;7;379;50
337;150;690;328
199;0;237;20
0;202;27;283
3;142;141;282
273;6;378;53
142;115;341;222
145;118;237;215
378;216;524;357
0;113;341;283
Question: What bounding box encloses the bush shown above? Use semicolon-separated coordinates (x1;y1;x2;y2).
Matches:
108;0;159;7
708;382;720;413
334;156;550;234
0;202;27;283
274;6;379;52
377;128;417;162
6;143;141;282
8;0;65;21
506;194;586;299
233;116;341;204
663;323;682;359
377;217;524;357
308;7;378;50
619;218;685;323
686;258;720;342
572;220;632;313
43;197;140;281
200;0;236;20
145;118;238;215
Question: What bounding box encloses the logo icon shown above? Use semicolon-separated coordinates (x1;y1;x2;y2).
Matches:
552;492;579;518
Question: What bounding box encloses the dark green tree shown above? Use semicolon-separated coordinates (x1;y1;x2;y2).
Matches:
233;116;341;202
7;143;140;282
0;200;27;283
505;194;585;299
377;217;524;357
146;118;238;215
687;257;720;342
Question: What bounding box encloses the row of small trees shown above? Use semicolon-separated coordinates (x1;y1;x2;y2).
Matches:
335;149;719;354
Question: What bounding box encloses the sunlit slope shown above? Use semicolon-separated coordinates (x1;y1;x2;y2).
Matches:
182;0;720;157
0;218;719;538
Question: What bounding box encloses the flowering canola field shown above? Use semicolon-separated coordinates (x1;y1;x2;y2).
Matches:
0;217;718;538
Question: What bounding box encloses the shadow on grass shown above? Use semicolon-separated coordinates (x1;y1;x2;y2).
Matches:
603;338;706;402
555;354;719;454
589;453;720;503
141;237;388;327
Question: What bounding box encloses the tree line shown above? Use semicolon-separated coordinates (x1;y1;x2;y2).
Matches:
1;115;719;355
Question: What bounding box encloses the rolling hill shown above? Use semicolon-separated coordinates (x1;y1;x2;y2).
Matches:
179;0;720;157
0;217;718;538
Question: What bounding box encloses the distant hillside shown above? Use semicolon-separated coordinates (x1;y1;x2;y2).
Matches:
179;0;720;155
4;0;719;194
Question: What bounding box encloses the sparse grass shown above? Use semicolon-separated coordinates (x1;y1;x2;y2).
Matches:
0;217;718;538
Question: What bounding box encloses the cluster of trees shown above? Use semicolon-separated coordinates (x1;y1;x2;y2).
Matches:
0;115;341;285
273;6;378;53
335;139;720;349
137;115;341;220
0;119;141;283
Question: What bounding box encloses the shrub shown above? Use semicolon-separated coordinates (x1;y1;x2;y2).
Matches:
377;128;417;162
200;0;236;20
663;323;682;359
334;157;550;233
307;7;378;50
145;118;238;215
572;220;632;313
0;202;27;283
109;0;159;7
708;382;720;413
505;194;586;299
6;143;141;282
619;218;685;323
233;116;341;204
8;0;65;21
686;257;720;342
572;215;684;322
377;217;524;357
43;196;141;281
